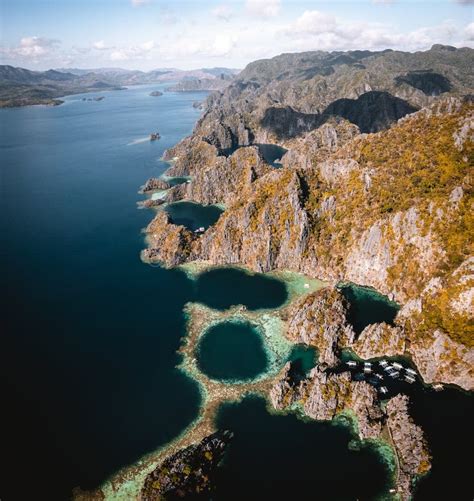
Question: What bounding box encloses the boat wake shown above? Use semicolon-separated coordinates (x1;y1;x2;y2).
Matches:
127;137;150;146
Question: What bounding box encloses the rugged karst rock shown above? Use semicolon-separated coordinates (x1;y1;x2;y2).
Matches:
386;395;431;499
141;48;473;391
141;430;233;500
141;177;171;193
285;288;354;367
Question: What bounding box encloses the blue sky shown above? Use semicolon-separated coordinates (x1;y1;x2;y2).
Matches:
1;0;473;70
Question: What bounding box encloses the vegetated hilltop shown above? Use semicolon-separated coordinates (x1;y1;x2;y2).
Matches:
143;45;474;390
0;65;122;107
0;65;240;107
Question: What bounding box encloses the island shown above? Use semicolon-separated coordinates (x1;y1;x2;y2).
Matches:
77;45;474;501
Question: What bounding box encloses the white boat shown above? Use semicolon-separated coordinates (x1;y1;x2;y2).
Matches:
387;370;400;378
379;386;388;394
363;367;372;374
404;375;416;384
379;360;388;367
393;362;403;370
346;361;357;368
405;368;417;376
375;374;384;380
364;362;372;367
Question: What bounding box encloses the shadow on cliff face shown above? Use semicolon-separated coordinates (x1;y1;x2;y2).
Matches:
260;91;418;139
323;91;419;133
395;71;452;96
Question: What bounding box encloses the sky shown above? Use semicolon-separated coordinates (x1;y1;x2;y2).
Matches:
0;0;473;71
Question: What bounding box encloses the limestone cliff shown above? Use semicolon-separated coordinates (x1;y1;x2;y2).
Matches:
142;48;473;391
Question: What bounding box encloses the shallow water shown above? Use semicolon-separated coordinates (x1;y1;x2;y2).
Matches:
287;344;318;379
164;200;223;231
196;320;269;382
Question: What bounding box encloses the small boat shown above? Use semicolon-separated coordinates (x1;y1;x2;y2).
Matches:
379;386;388;394
364;362;372;367
433;383;444;391
194;226;206;234
383;365;394;372
405;368;417;376
363;367;372;374
346;361;358;368
379;360;388;367
150;132;161;141
404;375;416;384
393;362;403;370
387;369;400;378
375;373;384;380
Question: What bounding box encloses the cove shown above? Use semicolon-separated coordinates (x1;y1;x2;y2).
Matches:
213;396;393;500
194;267;289;310
339;283;400;334
164;201;223;231
196;320;269;382
286;344;318;379
255;143;288;167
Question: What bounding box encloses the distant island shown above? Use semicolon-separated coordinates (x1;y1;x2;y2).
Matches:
149;90;163;97
0;65;240;108
0;66;124;107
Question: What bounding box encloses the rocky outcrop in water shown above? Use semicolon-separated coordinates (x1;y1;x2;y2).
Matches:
285;288;354;367
142;211;198;266
141;430;233;500
141;178;171;193
386;395;431;499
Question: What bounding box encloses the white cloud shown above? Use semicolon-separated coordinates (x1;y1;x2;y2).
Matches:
109;40;156;61
0;36;61;63
110;50;128;61
211;4;233;22
465;22;474;40
131;0;151;6
281;10;463;52
288;10;337;35
245;0;281;18
93;40;109;50
17;36;60;57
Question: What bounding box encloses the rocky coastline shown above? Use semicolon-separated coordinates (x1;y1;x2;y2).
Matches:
84;46;472;501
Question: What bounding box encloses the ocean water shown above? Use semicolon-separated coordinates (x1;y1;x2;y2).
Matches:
1;85;207;500
214;396;392;500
